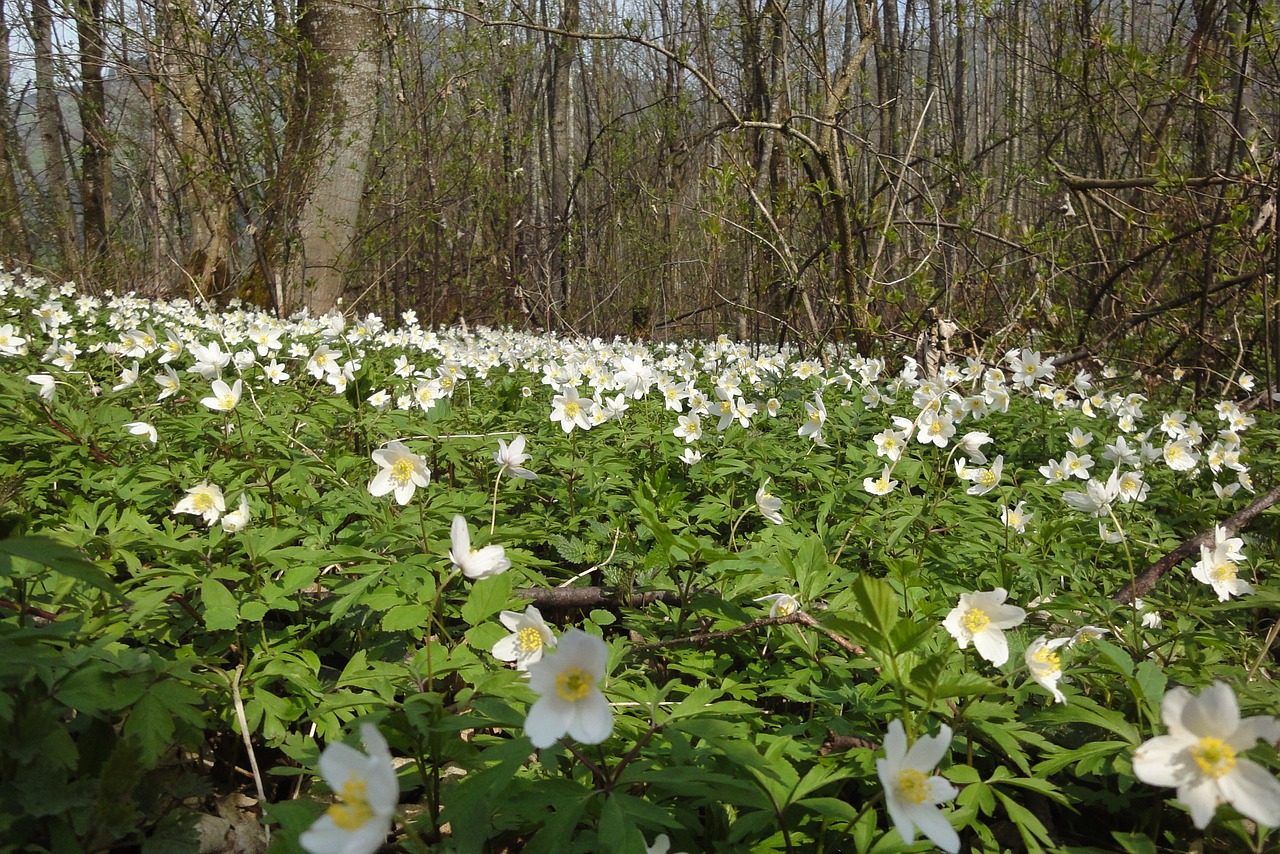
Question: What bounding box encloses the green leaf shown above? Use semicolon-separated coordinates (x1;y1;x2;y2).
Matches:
461;572;514;627
199;578;240;631
0;536;122;598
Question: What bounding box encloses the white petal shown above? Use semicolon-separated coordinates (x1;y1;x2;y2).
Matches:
525;695;568;748
1181;682;1239;738
566;690;614;745
492;634;520;662
1232;715;1280;750
1178;776;1222;829
1132;735;1191;788
1160;687;1194;739
450;515;471;556
1220;758;1280;827
368;470;394;497
904;725;952;772
883;793;917;844
317;741;368;790
911;801;961;854
973;628;1009;666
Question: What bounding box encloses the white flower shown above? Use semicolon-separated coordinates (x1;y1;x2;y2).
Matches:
221;495;251;533
299;723;398;854
491;606;556;671
1163;438;1200;472
27;373;57;402
942;588;1026;667
201;378;242;412
550;386;593;433
755;478;784;525
916;409;955;448
956;431;991;464
964;455;1003;496
863;465;899;496
524;629;614;748
124;421;157;444
876;719;960;854
754;593;800;618
1000;501;1032;533
449;515;511;580
678;448;702;465
645;833;687;854
151;366;180;400
1068;625;1110;647
1062;470;1121;517
113;361;139;392
1025;635;1072;703
1066;426;1093;448
368;440;431;505
1192;526;1253;602
494;434;537;480
1133;681;1280;829
673;413;702;443
173;482;226;526
873;426;909;461
798;392;826;442
1098;521;1126;543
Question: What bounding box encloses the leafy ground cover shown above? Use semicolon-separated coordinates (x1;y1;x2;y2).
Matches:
1;271;1278;853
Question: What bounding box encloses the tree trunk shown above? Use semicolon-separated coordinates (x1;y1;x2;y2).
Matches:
0;0;31;261
30;0;78;267
278;0;383;315
76;0;110;272
545;0;579;326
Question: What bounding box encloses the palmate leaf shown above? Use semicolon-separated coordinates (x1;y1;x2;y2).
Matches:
0;536;121;598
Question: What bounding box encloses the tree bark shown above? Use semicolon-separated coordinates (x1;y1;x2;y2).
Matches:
278;0;384;315
0;0;31;261
75;0;110;270
30;0;78;267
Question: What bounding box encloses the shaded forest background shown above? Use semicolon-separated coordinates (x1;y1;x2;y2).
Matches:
1;0;1278;386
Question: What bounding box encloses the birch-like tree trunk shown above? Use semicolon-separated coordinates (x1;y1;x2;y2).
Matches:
0;0;31;260
278;0;383;314
31;0;78;266
75;0;110;268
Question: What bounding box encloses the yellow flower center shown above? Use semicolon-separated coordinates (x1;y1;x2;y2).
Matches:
895;768;932;805
1209;561;1237;583
328;777;375;831
961;608;990;634
1030;647;1060;674
1191;737;1236;779
193;493;214;511
516;627;543;653
218;393;236;409
556;666;594;702
978;470;997;487
563;400;581;417
391;458;416;485
808;410;822;423
1006;511;1022;527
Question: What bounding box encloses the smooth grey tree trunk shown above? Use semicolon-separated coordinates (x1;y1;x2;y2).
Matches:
280;0;383;315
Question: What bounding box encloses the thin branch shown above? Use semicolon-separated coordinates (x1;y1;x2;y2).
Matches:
628;611;864;657
1112;485;1280;603
515;586;682;609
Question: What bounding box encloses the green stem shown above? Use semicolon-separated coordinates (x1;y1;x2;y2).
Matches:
490;470;502;535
